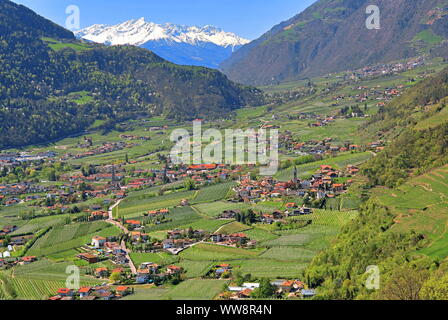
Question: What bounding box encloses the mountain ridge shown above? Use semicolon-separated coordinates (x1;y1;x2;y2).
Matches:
221;0;448;85
75;18;250;68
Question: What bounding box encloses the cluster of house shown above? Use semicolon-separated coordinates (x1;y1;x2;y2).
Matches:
210;232;255;248
0;183;47;196
426;7;448;25
0;224;17;237
162;228;206;254
0;151;56;166
127;163;239;187
0;183;50;207
234;163;357;204
367;141;385;153
234;176;297;203
282;136;360;156
136;263;183;284
119;134;151;141
76;235;129;266
342;56;425;81
62;142;134;160
0;172;124;209
0;256;37;269
297;165;350;200
260;206;313;224
50;284;133;301
0;234;33;248
217;205;312;226
222;280;316;300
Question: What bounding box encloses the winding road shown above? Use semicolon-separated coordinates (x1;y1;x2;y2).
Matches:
107;199;137;275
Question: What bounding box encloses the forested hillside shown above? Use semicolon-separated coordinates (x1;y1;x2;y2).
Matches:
0;0;263;148
361;68;448;188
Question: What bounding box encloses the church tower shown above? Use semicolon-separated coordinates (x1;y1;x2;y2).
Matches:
293;165;298;189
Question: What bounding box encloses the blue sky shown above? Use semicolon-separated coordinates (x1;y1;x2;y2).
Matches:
12;0;316;40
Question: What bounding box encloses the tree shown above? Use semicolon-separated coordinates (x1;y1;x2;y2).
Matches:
251;278;275;299
184;178;196;191
187;226;194;239
109;272;121;283
379;265;429;300
420;273;448;300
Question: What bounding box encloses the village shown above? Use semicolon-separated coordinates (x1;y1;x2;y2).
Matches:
0;52;416;302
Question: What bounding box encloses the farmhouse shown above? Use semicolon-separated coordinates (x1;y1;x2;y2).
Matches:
20;256;37;265
116;286;131;297
166;265;183;275
91;236;107;248
57;288;74;297
77;253;99;264
95;267;109;278
78;287;92;298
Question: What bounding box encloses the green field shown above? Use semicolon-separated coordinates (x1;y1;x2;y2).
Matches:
180;243;263;261
162;279;228;300
217;221;251;234
144;206;202;233
121;279;227;300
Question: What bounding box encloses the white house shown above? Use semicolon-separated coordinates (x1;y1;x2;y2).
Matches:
242;283;260;290
91;236;106;248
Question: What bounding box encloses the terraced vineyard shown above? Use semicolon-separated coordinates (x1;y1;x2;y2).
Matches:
191;182;236;204
27;223;121;257
117;190;197;218
372;165;448;259
10;277;101;300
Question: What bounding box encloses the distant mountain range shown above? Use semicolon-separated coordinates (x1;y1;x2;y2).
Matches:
75;18;250;69
221;0;448;85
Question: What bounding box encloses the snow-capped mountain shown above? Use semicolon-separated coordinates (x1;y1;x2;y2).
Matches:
75;18;250;69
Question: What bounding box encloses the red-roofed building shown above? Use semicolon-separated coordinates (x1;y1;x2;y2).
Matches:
95;267;109;278
57;288;73;297
166;265;183;275
91;236;106;248
78;287;92;298
21;256;37;264
116;286;130;296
